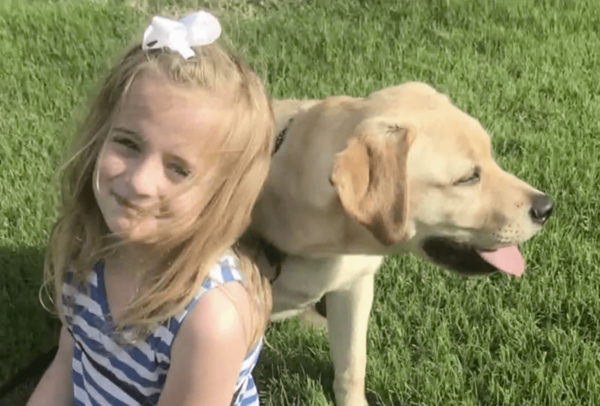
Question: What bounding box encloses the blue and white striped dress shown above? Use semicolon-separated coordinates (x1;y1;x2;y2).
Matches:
61;254;263;406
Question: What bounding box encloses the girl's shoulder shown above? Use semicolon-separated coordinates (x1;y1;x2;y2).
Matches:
174;252;245;319
170;251;255;345
63;261;102;285
61;262;103;306
201;251;245;291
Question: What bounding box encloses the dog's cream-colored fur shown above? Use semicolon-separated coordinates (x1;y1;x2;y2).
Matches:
245;82;551;406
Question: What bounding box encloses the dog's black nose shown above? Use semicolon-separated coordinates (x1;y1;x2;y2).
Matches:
529;194;554;225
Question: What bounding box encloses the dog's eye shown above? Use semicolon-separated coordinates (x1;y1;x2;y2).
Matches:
455;167;481;186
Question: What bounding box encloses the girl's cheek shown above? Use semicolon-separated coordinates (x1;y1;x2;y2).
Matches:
99;150;129;179
169;189;205;220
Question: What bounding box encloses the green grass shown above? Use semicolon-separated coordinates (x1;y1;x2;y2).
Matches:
1;0;599;405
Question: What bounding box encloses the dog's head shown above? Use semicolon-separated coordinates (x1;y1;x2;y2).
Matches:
329;82;553;277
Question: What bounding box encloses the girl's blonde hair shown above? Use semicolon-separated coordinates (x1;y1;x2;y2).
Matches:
42;14;274;348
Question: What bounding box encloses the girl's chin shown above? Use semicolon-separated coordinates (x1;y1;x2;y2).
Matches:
106;218;156;242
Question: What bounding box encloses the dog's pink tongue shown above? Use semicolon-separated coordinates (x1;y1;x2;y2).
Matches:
478;246;525;277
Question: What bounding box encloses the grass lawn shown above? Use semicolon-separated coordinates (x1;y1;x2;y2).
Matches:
1;0;599;405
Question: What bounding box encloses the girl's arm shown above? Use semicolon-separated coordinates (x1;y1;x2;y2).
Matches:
26;324;74;406
158;282;257;406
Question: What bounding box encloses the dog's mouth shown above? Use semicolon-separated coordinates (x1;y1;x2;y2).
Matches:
421;237;525;277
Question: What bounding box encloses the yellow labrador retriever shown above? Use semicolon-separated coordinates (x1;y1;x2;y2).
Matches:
242;82;554;406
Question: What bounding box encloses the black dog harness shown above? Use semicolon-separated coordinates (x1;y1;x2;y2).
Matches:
260;118;293;284
261;117;327;317
273;118;292;156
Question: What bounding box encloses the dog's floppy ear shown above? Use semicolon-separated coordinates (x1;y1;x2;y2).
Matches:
329;120;416;245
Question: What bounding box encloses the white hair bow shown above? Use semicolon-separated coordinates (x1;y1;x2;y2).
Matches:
142;11;222;59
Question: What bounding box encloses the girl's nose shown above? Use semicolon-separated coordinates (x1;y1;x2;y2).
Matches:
127;156;166;198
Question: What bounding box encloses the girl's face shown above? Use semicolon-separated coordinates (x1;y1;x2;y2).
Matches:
93;71;226;242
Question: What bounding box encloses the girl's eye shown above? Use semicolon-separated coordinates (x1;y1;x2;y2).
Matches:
168;163;190;178
114;136;140;152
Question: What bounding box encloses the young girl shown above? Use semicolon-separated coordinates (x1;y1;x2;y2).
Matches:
27;10;274;406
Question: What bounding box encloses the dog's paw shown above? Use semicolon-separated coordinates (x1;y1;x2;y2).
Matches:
334;395;369;406
333;381;369;406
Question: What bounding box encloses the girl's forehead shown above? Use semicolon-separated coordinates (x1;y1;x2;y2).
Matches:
113;72;233;151
123;71;229;119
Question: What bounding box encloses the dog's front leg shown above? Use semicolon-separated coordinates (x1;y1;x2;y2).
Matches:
326;273;374;406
